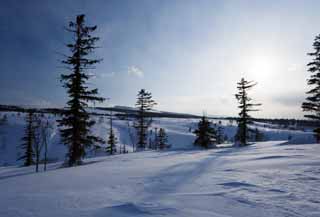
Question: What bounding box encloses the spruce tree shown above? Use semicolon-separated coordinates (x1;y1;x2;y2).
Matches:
302;34;320;142
158;128;169;150
18;111;36;166
58;14;105;166
215;121;224;144
134;89;156;150
235;78;261;146
194;115;217;149
106;114;117;155
33;116;42;172
153;128;159;150
253;127;264;142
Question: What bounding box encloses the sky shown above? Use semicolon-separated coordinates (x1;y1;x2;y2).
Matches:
0;0;319;118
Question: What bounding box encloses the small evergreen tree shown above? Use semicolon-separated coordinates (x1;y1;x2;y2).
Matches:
33;116;43;172
106;114;117;155
0;114;7;152
134;89;156;150
253;128;264;142
194;115;217;149
158;128;169;150
235;78;261;146
302;34;320;142
215;121;224;144
58;14;105;166
153;128;159;150
18;111;36;166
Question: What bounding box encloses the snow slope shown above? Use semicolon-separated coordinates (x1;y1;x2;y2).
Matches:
0;112;316;165
0;141;319;217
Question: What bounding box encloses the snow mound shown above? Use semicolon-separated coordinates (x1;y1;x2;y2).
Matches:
0;141;320;216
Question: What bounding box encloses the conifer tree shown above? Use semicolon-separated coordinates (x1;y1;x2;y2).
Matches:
215;121;224;144
302;34;320;142
235;78;261;146
158;128;169;150
33;116;42;172
18;111;36;166
106;114;117;155
134;89;156;150
253;127;264;142
194;115;217;149
153;128;159;150
0;114;8;151
58;14;105;166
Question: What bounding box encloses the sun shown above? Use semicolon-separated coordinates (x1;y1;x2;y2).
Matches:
245;55;278;83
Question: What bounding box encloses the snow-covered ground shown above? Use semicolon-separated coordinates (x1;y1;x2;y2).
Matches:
0;141;319;217
0;112;319;217
0;112;316;166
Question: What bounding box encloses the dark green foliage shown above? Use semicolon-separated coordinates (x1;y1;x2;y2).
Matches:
58;14;105;166
0;114;7;137
134;89;156;150
18;112;36;166
215;121;224;144
33;116;42;172
0;114;8;125
253;128;264;142
235;78;261;146
158;128;169;150
106;115;117;155
194;115;217;149
302;34;320;142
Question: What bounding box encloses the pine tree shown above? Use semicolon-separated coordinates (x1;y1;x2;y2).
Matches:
253;127;264;142
194;115;217;149
58;14;105;166
153;127;159;150
106;114;117;155
0;114;8;150
215;121;224;144
33;115;42;172
302;34;320;142
18;111;36;166
158;128;169;150
235;78;261;146
134;89;156;150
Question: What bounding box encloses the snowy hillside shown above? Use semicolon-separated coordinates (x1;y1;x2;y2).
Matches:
0;112;316;166
0;141;319;217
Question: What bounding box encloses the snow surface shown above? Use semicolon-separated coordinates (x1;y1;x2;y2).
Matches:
0;112;319;217
0;112;316;166
0;141;319;217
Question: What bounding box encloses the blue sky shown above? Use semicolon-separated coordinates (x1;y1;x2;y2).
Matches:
0;0;319;118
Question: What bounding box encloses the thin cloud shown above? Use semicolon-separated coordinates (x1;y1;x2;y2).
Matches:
128;66;144;78
90;72;115;79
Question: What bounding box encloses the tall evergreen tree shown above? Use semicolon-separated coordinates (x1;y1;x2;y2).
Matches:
302;34;320;142
18;111;36;166
106;113;117;155
194;115;217;149
58;14;105;166
134;89;156;150
235;78;261;146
